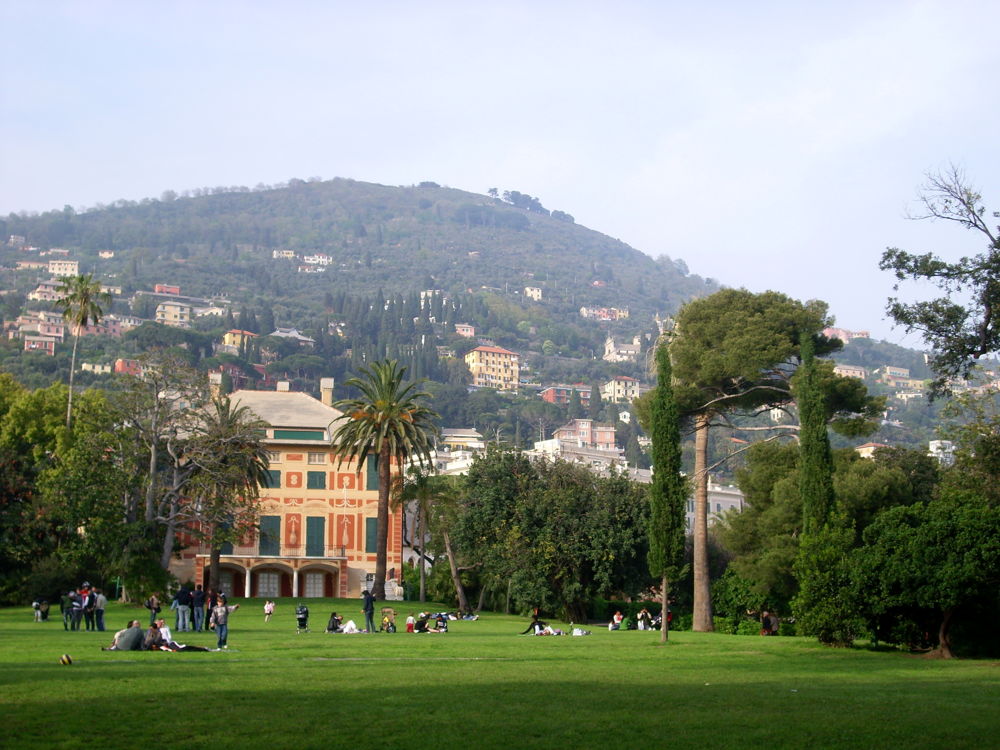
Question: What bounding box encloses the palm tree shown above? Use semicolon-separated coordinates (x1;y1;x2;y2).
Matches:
54;274;112;429
331;360;439;599
185;395;271;591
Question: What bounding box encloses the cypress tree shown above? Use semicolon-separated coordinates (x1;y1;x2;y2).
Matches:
647;339;688;642
796;335;835;533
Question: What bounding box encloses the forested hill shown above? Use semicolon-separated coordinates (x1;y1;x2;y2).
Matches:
1;178;715;324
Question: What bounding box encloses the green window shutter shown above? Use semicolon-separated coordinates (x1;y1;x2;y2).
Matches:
306;516;325;557
259;515;281;556
220;540;233;555
366;454;379;491
365;517;378;553
264;470;281;489
306;471;326;489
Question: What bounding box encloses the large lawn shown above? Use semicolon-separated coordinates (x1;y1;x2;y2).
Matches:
2;598;998;749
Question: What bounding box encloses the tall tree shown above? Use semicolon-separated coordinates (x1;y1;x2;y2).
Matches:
54;273;112;428
331;360;438;599
670;289;835;631
647;339;688;642
185;395;271;590
796;335;835;533
880;167;999;391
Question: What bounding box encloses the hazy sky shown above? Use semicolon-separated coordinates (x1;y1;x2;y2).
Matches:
2;1;997;344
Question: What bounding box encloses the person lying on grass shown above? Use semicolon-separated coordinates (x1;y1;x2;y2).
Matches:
154;618;209;651
102;620;143;651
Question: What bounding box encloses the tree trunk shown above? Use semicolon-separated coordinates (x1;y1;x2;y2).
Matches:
66;330;80;428
476;583;487;613
693;412;714;631
372;446;392;600
418;501;426;602
144;410;159;523
443;530;470;612
660;573;669;643
160;512;177;570
208;529;221;595
937;607;955;659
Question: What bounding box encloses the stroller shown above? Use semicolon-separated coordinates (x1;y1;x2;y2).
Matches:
379;607;397;633
295;604;310;634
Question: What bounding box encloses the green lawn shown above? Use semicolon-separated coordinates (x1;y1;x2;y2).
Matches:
3;598;998;749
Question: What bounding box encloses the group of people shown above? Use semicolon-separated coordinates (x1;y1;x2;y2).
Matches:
58;583;108;632
54;581;108;631
143;584;212;631
97;591;240;652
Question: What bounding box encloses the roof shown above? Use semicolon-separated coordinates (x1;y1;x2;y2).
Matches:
229;389;343;432
467;345;517;356
440;428;483;439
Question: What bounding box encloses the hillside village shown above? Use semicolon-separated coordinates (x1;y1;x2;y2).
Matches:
3;227;989;534
2;177;996;598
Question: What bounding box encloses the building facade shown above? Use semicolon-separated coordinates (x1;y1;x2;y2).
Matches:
171;381;403;599
464;345;520;391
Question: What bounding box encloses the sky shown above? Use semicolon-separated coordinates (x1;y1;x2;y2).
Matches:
2;0;998;344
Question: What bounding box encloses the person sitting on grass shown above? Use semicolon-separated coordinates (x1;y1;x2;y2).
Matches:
326;612;343;633
520;615;546;635
102;620;144;651
414;613;431;633
608;611;624;631
144;621;166;651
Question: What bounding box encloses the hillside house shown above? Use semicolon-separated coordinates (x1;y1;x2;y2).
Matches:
23;335;56;355
603;335;642;363
171;379;404;599
221;329;258;353
48;259;79;277
155;301;192;328
464;345;520;391
268;327;316;345
539;384;592;406
601;375;648;403
455;323;475;338
524;286;542;301
834;364;867;379
553;418;616;451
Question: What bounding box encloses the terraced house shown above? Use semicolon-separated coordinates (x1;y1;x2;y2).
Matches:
172;379;403;599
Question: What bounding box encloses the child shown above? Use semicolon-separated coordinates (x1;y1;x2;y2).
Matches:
405;613;415;633
263;600;275;623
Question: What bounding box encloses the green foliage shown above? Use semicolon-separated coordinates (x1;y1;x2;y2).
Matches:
851;490;1000;657
455;448;652;621
796;336;835;534
792;520;863;646
879;167;1000;391
647;339;687;636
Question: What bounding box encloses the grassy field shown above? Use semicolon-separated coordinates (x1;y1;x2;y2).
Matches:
2;598;998;749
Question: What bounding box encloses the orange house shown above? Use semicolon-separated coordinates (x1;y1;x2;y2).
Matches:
172;381;403;599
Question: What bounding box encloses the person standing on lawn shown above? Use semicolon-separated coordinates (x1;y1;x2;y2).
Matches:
191;584;206;631
362;588;376;633
94;588;108;631
209;595;240;650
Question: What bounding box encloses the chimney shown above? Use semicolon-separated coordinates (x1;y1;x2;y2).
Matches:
320;377;335;406
277;381;290;392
